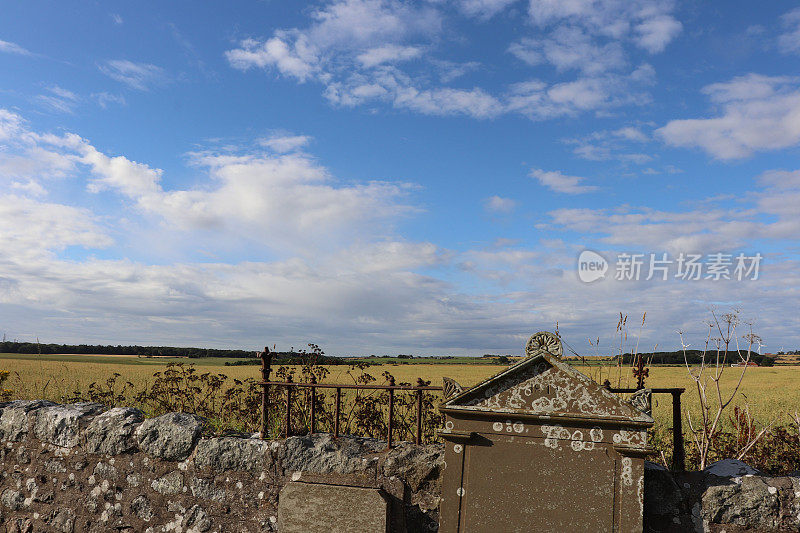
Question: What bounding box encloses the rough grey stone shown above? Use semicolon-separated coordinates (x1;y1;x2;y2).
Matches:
84;407;143;456
15;446;29;464
0;400;55;441
131;495;153;521
92;461;118;480
282;434;383;476
151;470;184;495
383;442;444;492
702;475;780;528
278;482;388;533
48;507;75;533
33;403;105;448
136;412;204;461
44;459;66;473
1;488;24;511
185;504;212;532
190;478;225;502
194;436;271;473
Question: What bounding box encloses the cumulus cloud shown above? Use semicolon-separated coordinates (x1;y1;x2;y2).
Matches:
779;8;800;55
543;167;800;252
530;168;598;194
0;194;112;256
484;195;517;213
4;109;799;354
357;44;422;67
565;125;651;162
526;0;681;51
258;134;312;153
226;36;320;81
506;66;652;120
226;0;659;120
458;0;518;19
508;26;627;74
99;60;167;91
657;74;800;159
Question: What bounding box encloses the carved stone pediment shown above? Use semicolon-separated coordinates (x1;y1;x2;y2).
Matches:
442;331;653;424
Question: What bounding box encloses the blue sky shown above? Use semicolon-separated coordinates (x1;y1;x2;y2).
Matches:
1;0;800;356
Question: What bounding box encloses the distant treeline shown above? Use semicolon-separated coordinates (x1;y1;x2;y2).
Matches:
0;341;358;364
0;341;257;359
224;351;350;366
615;350;775;366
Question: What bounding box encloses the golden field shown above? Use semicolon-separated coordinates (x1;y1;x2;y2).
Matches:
1;353;797;431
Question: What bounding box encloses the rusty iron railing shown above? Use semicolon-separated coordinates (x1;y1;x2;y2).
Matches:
608;385;686;472
258;348;442;448
257;348;686;467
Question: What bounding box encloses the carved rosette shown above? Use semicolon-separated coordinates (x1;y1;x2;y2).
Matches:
525;331;563;359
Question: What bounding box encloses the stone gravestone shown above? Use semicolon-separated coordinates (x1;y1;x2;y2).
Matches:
278;481;390;533
438;331;654;533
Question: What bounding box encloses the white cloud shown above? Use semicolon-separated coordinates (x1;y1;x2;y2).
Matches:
0;109;24;141
633;14;682;53
10;180;46;196
506;67;652;119
111;13;123;25
80;145;163;198
258;134;312;153
545;206;758;253
509;26;626;74
565;126;651;162
304;0;441;49
0;111;77;181
3;109;800;352
392;85;504;118
0;194;112;256
779;8;800;55
0;145;76;180
431;59;481;82
531;168;598;194
357;45;422;67
225;36;320;82
527;0;681;52
35;86;79;114
458;0;518;19
484;195;517;213
225;0;439;80
93;92;127;109
225;1;660;121
612;126;648;142
657;74;800;159
0;39;32;56
510;0;680;84
99;60;167;91
2;109;416;252
541;167;800;252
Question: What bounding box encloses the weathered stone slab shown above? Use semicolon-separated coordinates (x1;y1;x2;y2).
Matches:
85;407;143;456
194;436;271;473
33;403;105;448
278;482;389;533
136;412;203;461
0;400;55;442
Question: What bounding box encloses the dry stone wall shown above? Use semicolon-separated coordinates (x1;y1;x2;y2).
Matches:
0;401;442;533
2;400;799;532
644;461;800;532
